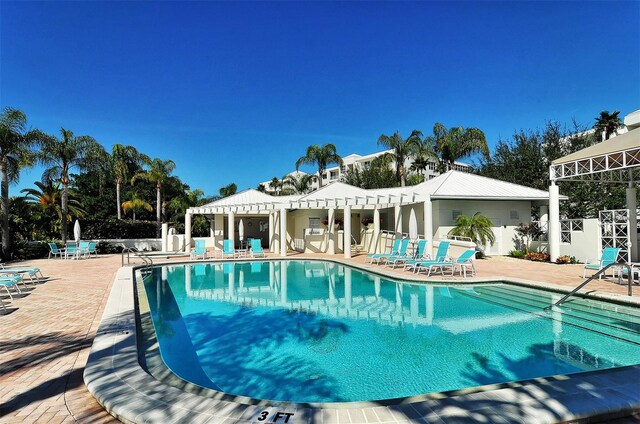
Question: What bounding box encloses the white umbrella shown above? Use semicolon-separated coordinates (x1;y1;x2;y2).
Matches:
238;219;244;242
409;208;418;242
73;220;81;243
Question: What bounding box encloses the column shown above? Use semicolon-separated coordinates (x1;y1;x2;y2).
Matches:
162;223;168;252
214;214;224;252
280;261;288;303
272;211;280;254
227;211;235;247
394;205;403;237
343;205;352;259
549;181;561;262
344;267;352;311
209;218;215;237
373;207;381;254
627;181;638;262
280;207;287;257
327;207;336;254
268;211;275;252
184;212;192;252
423;197;433;257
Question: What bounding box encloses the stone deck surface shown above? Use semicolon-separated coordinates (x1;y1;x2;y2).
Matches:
1;252;639;423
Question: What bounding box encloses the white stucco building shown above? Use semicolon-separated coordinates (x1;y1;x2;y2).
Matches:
186;170;559;258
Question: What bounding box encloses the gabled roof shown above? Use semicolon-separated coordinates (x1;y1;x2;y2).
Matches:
199;189;281;208
297;181;369;202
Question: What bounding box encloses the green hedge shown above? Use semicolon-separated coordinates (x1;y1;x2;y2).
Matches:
82;219;157;239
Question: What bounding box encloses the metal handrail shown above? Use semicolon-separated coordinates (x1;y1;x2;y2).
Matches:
121;246;153;267
553;262;634;307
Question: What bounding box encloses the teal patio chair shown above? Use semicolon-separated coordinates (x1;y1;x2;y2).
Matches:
366;238;402;264
78;241;90;259
583;247;620;278
378;239;410;265
222;239;236;259
88;241;98;257
190;239;207;260
250;239;267;258
387;239;427;269
436;249;478;277
0;264;45;284
47;242;64;259
405;240;450;272
65;242;79;259
0;275;24;299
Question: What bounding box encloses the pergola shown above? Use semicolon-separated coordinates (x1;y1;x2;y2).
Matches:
548;127;640;262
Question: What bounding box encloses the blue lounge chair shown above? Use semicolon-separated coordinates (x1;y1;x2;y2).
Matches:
378;239;410;265
65;242;79;259
406;241;451;273
0;276;23;299
47;242;64;259
437;249;478;277
387;239;427;269
190;239;207;260
366;238;402;264
88;241;98;257
250;239;267;258
223;239;236;259
583;247;620;278
0;264;44;285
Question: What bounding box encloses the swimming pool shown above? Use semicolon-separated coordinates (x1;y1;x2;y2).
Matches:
139;260;640;403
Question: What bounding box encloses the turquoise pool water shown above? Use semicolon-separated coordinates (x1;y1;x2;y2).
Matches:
141;260;640;403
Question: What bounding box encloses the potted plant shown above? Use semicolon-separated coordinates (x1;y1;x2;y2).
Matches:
361;216;374;229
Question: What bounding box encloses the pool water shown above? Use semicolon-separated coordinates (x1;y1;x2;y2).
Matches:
141;260;640;403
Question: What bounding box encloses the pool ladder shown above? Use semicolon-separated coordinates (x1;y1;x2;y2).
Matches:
121;246;154;268
553;262;634;307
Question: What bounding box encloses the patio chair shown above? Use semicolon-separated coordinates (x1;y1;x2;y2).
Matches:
190;240;207;260
366;238;401;264
0;276;23;299
47;242;65;259
406;241;451;273
0;264;45;284
250;239;267;258
387;239;427;269
583;247;620;279
379;239;410;265
78;241;90;259
65;242;79;259
88;241;98;257
438;249;478;277
222;239;236;259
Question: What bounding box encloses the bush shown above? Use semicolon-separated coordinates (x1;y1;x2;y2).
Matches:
13;241;50;260
82;219;157;239
509;250;526;259
96;241;123;254
556;255;578;264
525;252;550;262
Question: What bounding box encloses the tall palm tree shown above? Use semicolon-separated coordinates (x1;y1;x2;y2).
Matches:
428;123;489;172
37;128;104;243
131;158;176;237
21;180;86;236
593;110;623;141
283;173;314;194
219;182;237;198
0;107;40;256
122;194;153;222
295;144;342;188
112;144;149;220
448;212;495;248
269;177;284;195
376;130;422;187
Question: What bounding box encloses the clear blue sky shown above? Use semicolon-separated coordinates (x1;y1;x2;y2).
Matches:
2;1;639;197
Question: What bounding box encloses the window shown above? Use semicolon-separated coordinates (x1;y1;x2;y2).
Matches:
308;218;321;235
510;210;519;220
452;210;462;220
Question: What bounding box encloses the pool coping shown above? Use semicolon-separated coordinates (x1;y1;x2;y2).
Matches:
84;259;640;423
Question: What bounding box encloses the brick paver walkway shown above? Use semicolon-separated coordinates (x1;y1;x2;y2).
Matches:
0;252;638;423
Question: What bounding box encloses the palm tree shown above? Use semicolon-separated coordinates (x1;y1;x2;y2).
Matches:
37;128;105;243
283;173;314;194
593;110;623;141
376;130;422;187
295;144;343;188
122;194;153;222
131;158;176;237
409;156;430;176
0;107;40;256
428;123;489;172
448;212;495;249
21;180;86;236
269;177;284;195
219;182;237;198
112;144;149;220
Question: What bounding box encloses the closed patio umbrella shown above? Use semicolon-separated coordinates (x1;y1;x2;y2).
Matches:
239;219;244;246
74;220;81;243
409;208;418;242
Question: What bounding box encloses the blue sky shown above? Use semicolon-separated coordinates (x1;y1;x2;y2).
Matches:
2;1;639;197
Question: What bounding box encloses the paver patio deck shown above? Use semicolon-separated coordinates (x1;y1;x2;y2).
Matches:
1;252;638;423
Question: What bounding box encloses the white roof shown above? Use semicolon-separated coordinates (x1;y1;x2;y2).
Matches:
190;171;558;214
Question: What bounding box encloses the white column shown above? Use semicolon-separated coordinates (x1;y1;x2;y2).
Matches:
549;182;561;262
373;207;381;254
423;197;433;257
184;212;192;252
209;218;215;237
269;211;276;252
426;286;434;325
627;182;638;262
272;211;280;254
343;205;352;258
214;214;224;252
162;223;168;252
280;207;287;257
227;211;235;246
280;262;288;303
328;207;336;254
394;205;403;237
344;267;352;310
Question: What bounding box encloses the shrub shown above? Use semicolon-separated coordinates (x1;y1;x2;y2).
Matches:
525;252;550;262
361;216;374;226
556;255;578;264
13;241;49;260
509;250;526;259
82;219;157;239
96;241;123;254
